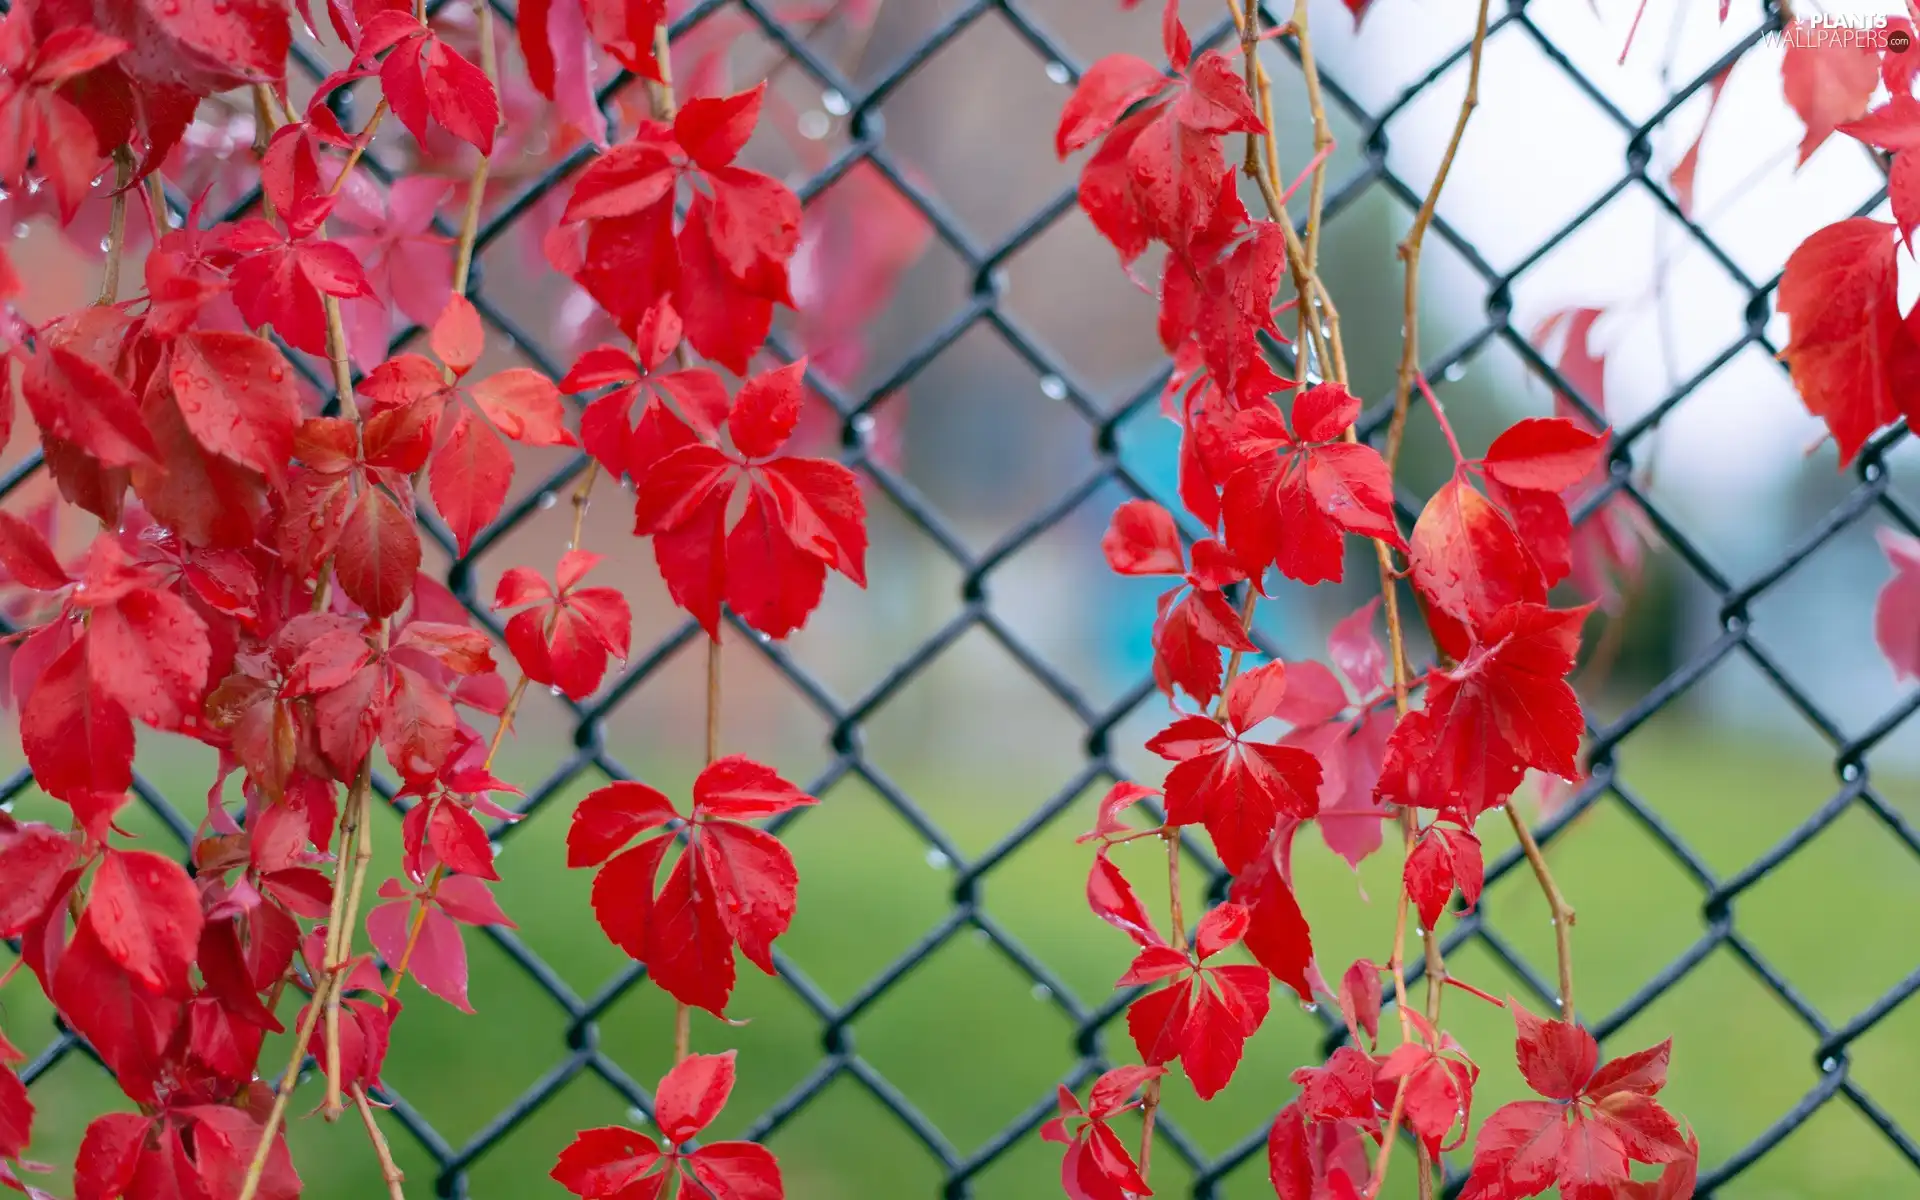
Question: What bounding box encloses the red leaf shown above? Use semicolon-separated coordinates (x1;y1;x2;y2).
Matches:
1088;848;1163;948
367;898;472;1013
567;782;679;867
1402;823;1483;931
0;512;69;590
1147;699;1321;874
645;851;736;1015
0;825;78;937
1378;602;1589;818
1056;54;1167;157
52;916;180;1104
430;409;514;554
0;1063;29;1161
654;1050;736;1143
683;1142;784;1199
432;295;484;375
1481;418;1608;493
588;837;672;963
1103;499;1184;576
676;85;763;171
1328;597;1385;697
550;1127;664;1198
692;756;815;819
22;638;133;803
1778;218;1906;467
427;801;498;881
1511;999;1599;1101
1338;959;1381;1048
85;582;211;730
74;1113;151;1200
423;37;498;155
1842;95;1920;247
335;482;421;618
1782;25;1879;162
88;848;205;995
167;331;300;485
696;820;800;975
469;370;575;446
1457;1100;1566;1200
1227;828;1314;1002
1409;475;1546;632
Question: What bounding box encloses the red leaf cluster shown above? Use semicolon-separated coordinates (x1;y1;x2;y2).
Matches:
557;84;801;373
569;758;816;1015
551;1051;782;1199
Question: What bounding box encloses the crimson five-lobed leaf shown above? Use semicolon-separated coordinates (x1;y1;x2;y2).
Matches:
568;757;817;1015
1460;1001;1691;1199
551;1051;784;1199
629;359;867;640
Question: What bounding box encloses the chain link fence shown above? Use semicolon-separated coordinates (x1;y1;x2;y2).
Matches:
7;0;1920;1195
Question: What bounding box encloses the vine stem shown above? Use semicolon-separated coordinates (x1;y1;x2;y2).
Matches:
353;1084;409;1200
236;78;391;1194
1385;0;1492;477
1509;807;1576;1016
95;148;133;306
327;101;390;198
1135;829;1189;1179
1376;0;1490;1188
449;2;497;304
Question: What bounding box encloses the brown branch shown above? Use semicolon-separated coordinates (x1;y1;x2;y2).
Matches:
1365;1071;1413;1200
352;1085;409;1200
448;3;498;300
326;760;379;1119
1507;806;1577;1015
1385;0;1493;476
327;101;391;199
96;148;133;306
235;983;331;1200
569;462;600;550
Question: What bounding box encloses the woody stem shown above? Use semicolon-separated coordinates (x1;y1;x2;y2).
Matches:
96;147;133;306
1509;807;1577;1017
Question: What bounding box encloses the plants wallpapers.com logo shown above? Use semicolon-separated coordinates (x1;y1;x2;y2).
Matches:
1767;13;1913;51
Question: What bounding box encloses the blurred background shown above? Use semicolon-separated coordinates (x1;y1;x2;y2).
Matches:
5;0;1920;1195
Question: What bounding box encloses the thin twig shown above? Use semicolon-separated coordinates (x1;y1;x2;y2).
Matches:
448;3;497;300
1386;0;1493;476
1136;830;1190;1179
325;757;377;1121
569;462;600;550
352;1085;408;1200
1365;1072;1413;1200
327;101;390;198
1507;806;1576;1016
236;988;332;1200
96;148;133;306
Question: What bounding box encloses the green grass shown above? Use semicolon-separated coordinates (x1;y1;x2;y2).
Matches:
6;723;1920;1198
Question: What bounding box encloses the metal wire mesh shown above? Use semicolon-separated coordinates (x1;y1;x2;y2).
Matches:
7;0;1920;1195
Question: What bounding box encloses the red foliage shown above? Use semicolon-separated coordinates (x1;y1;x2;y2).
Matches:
0;2;883;1195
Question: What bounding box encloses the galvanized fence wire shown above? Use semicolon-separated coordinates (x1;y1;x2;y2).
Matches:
6;0;1920;1195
